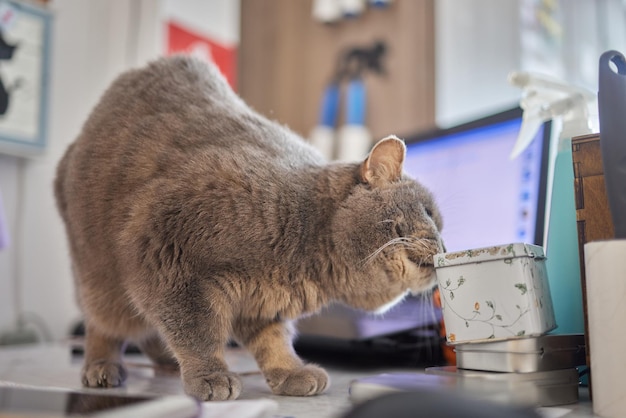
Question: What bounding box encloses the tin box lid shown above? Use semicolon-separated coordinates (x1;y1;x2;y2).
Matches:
434;243;545;268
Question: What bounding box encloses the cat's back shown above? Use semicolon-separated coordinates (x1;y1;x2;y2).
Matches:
84;55;319;157
59;55;324;207
75;55;260;161
90;54;243;126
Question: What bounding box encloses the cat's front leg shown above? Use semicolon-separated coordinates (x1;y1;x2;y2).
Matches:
154;315;242;401
180;364;242;402
234;319;329;396
134;284;243;401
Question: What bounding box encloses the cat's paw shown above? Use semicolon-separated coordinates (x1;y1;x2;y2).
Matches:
182;371;242;401
82;360;127;388
265;364;329;396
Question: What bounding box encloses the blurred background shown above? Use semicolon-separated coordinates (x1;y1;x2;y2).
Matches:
0;0;623;345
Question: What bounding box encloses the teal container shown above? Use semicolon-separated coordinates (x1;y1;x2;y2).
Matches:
544;138;585;335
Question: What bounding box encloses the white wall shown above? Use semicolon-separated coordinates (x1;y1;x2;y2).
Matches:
0;0;162;341
0;155;19;332
436;0;626;128
435;0;522;127
0;0;239;343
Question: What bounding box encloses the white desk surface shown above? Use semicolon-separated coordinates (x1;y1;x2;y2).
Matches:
0;342;597;418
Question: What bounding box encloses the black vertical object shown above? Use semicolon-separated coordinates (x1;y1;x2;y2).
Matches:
598;50;626;239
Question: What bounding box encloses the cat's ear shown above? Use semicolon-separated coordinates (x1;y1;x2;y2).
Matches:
360;135;406;187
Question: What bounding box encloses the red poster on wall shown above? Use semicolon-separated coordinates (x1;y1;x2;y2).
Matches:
166;20;237;90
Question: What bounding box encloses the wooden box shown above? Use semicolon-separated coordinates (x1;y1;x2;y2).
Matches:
573;134;615;245
572;133;615;397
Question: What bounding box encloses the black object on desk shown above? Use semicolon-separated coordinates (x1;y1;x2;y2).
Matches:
599;50;626;238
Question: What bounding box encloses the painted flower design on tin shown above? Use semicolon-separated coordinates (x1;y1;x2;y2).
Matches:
441;276;530;339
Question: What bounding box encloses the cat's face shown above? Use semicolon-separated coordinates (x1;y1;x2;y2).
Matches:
332;136;444;312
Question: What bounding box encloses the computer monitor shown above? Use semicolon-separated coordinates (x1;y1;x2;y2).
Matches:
404;107;551;252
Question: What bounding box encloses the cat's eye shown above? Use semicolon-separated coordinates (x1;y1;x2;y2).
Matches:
425;208;433;217
395;223;403;237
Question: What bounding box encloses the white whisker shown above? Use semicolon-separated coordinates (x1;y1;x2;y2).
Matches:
362;237;410;265
362;236;438;266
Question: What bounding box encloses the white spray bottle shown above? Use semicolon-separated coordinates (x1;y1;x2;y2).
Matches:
509;71;595;335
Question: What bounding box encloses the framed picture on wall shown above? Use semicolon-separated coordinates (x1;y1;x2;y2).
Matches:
0;1;52;158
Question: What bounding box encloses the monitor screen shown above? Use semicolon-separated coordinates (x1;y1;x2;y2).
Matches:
404;107;551;253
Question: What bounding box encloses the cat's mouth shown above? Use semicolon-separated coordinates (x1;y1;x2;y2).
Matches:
405;237;442;267
407;254;435;268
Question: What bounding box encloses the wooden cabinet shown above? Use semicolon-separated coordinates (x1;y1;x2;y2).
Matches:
238;0;435;141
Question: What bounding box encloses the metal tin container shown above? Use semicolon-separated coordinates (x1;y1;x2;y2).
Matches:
425;366;580;407
455;334;586;373
434;243;556;345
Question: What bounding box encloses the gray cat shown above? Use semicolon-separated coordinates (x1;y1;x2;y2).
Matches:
54;56;444;401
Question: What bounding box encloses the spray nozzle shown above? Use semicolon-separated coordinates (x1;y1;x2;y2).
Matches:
508;71;595;159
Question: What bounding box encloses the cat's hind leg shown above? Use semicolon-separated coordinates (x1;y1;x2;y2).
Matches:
234;319;329;396
77;274;149;388
81;323;127;388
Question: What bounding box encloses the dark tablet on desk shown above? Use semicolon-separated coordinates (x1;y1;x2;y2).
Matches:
0;386;200;417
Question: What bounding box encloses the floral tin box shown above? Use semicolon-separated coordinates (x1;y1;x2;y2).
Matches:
434;243;556;345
